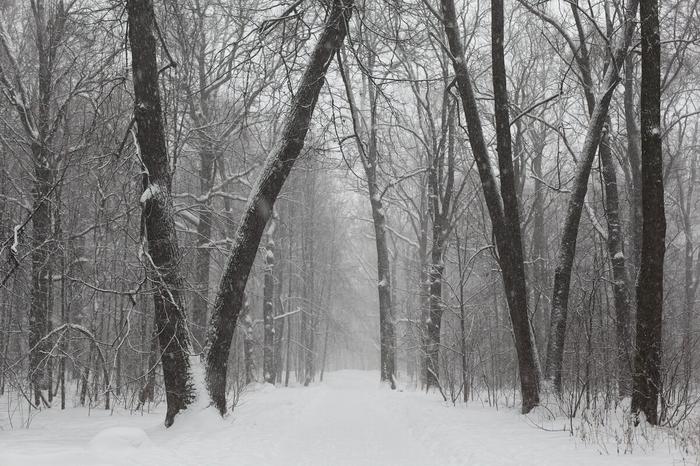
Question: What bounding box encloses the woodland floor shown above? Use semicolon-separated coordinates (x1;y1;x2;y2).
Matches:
0;370;693;465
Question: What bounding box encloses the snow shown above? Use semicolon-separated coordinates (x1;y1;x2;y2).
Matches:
10;224;20;254
0;371;691;465
139;184;161;205
89;427;152;450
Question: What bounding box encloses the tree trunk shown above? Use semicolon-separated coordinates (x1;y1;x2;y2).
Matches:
242;296;255;384
632;0;665;425
263;221;277;384
29;144;52;405
192;147;215;350
418;193;430;388
624;56;643;276
544;0;639;391
531;135;548;357
204;0;352;415
441;0;540;412
369;171;396;388
338;51;396;388
600;132;633;397
426;219;445;390
127;0;196;427
302;164;316;386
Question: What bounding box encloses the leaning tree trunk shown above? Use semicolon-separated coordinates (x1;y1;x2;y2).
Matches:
544;0;639;391
632;0;665;425
570;4;634;398
127;0;196;427
441;0;540;413
204;0;352;415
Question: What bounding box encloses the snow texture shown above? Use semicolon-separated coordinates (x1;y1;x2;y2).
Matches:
0;371;691;465
10;224;20;254
139;184;161;205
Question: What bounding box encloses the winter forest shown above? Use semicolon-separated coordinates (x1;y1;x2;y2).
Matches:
0;0;697;464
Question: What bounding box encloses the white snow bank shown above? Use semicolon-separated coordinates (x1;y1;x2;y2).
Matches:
0;371;694;465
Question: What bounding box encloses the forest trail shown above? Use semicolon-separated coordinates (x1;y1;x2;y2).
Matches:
0;371;681;466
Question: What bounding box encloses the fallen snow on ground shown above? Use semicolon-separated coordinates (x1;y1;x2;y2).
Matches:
0;371;693;465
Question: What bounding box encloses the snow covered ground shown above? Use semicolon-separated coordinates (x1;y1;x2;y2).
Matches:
0;371;694;465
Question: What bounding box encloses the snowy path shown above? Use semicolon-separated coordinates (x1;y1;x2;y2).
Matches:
0;371;688;465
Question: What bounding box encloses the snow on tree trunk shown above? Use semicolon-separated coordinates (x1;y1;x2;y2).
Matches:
544;0;639;392
600;130;633;397
632;0;665;425
301;163;316;387
242;296;255;385
624;56;643;276
29;143;52;405
371;184;396;388
263;219;277;385
127;0;196;427
338;50;396;388
424;102;456;392
441;0;540;412
203;0;353;415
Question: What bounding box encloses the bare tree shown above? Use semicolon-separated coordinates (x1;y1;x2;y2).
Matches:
127;0;196;427
437;0;541;412
632;0;665;425
521;0;640;392
338;39;396;388
204;0;353;415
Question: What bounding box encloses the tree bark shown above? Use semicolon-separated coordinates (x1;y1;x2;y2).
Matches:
440;0;540;412
192;146;215;350
242;296;255;384
632;0;665;425
29;144;52;404
424;102;456;391
263;220;277;384
338;50;396;388
624;56;643;276
302;164;316;386
600;132;633;397
544;0;639;391
204;0;352;415
531;132;548;356
127;0;196;427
